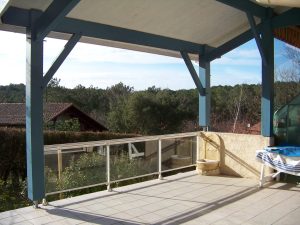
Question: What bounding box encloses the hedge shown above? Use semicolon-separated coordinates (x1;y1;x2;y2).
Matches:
0;128;137;183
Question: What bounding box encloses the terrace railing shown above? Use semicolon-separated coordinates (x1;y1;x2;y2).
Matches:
44;132;199;196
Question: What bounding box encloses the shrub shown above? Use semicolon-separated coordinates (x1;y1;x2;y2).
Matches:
52;151;155;196
57;153;106;193
44;118;81;132
0;127;137;183
0;179;31;212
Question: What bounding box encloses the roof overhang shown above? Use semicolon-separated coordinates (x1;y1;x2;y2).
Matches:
0;0;299;60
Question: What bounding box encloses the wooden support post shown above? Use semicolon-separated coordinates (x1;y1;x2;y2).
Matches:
26;11;45;202
261;18;274;137
199;60;211;129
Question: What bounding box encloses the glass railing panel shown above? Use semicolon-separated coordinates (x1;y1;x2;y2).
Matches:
44;151;59;193
44;132;198;195
110;140;158;182
161;136;196;171
45;146;107;193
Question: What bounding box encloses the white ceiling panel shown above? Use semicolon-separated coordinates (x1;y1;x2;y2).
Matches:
0;0;290;58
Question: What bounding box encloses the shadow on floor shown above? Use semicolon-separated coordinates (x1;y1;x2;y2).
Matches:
43;174;299;225
45;176;261;225
154;186;260;225
264;182;300;192
154;181;299;225
46;207;140;225
49;172;197;208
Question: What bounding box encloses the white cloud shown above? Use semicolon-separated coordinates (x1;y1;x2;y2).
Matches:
211;68;261;86
0;31;264;89
213;48;261;66
43;37;182;65
0;60;25;84
229;48;260;58
213;56;260;66
54;63;196;90
0;32;26;85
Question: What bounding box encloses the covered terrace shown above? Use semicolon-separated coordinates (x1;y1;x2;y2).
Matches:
0;0;300;222
1;171;300;225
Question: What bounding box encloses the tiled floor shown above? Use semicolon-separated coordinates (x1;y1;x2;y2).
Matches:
1;171;300;225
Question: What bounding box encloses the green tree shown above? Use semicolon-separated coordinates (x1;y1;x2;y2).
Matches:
106;83;134;132
58;153;106;190
0;84;25;103
45;118;81;132
108;89;187;134
106;83;133;106
275;45;300;109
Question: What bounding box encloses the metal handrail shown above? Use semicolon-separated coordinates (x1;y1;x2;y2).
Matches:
44;132;199;196
44;132;199;152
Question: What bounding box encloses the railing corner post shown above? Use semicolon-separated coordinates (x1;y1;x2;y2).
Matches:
158;139;162;180
196;134;201;162
42;198;48;206
106;145;112;192
33;201;39;209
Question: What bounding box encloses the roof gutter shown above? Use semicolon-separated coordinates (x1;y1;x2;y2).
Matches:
256;0;300;8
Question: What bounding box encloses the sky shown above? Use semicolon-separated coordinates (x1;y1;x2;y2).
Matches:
0;30;289;90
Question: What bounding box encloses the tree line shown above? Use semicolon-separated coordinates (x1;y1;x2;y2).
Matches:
1;44;299;135
1;81;300;135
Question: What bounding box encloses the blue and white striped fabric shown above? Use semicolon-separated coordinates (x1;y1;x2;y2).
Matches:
264;146;300;157
256;149;300;176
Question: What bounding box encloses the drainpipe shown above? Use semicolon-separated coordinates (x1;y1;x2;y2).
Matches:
256;0;300;7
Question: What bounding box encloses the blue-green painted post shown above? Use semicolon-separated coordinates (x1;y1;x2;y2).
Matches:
199;60;211;129
261;20;274;137
26;11;45;202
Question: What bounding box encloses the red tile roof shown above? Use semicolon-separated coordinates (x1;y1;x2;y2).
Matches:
0;103;102;127
0;103;26;125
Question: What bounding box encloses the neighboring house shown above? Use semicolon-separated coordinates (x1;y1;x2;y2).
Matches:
0;103;107;132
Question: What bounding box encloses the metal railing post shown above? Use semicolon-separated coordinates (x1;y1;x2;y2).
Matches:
128;142;132;160
158;139;162;180
106;145;112;192
202;126;209;132
57;148;63;199
196;134;200;162
57;149;62;181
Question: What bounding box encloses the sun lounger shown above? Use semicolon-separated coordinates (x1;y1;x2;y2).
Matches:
256;146;300;187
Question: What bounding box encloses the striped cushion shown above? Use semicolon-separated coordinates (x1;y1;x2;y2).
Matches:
256;150;300;176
